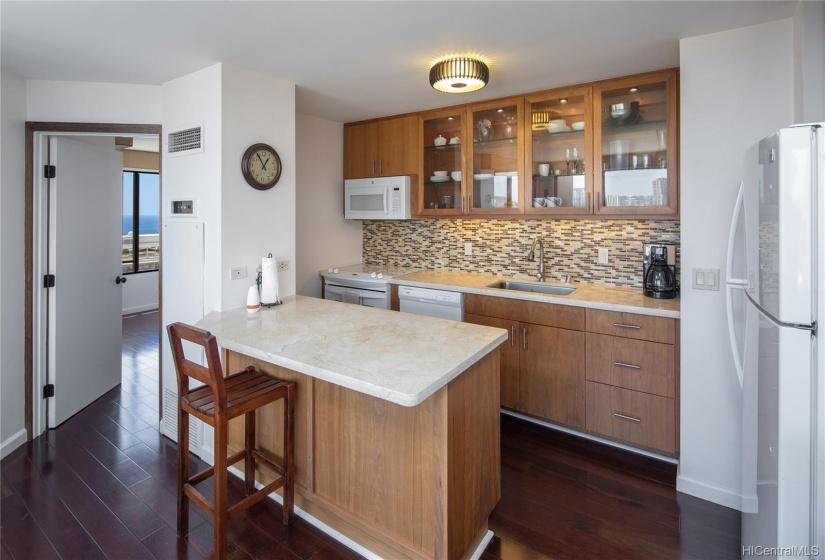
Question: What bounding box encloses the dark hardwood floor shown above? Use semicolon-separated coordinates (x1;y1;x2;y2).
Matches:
1;311;740;559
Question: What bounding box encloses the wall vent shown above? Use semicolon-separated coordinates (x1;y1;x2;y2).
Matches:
162;388;202;451
166;122;204;157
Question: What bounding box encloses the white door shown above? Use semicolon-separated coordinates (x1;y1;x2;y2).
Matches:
47;136;124;427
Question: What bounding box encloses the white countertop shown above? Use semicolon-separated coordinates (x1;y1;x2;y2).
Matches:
389;271;680;319
196;295;508;407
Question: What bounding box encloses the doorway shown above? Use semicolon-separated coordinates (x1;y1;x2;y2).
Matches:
25;123;162;439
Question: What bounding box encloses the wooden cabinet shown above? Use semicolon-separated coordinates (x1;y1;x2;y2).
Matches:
584;308;679;455
465;295;585;428
418;107;467;216
466;295;680;456
343;115;419;179
465;313;520;409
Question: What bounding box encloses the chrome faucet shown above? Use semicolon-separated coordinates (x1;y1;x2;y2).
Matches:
527;238;545;282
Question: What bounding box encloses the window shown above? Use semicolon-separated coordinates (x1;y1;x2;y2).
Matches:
122;171;160;274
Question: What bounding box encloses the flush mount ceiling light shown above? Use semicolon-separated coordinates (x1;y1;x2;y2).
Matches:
429;57;489;93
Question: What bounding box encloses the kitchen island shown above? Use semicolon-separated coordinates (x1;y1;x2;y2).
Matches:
196;296;507;560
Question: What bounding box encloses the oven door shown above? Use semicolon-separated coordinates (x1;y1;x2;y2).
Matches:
324;281;390;309
345;184;389;220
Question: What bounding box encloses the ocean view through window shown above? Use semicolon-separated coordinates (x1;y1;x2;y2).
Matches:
122;171;160;274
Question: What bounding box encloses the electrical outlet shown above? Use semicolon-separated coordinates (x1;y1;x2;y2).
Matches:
598;248;609;265
464;242;473;256
230;266;247;280
277;260;289;272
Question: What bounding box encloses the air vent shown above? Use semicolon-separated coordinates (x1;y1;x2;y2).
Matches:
161;387;202;451
166;122;204;157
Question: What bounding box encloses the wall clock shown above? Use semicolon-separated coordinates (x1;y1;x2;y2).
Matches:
241;143;282;190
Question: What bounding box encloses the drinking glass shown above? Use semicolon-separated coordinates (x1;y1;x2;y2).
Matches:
564;148;572;174
655;129;667;169
572;147;580;174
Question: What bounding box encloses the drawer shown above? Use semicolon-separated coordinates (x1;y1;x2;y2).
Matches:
465;294;585;331
586;382;676;455
586;334;675;398
586;309;676;344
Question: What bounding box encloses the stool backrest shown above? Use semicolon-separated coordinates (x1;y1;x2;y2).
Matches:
167;322;226;411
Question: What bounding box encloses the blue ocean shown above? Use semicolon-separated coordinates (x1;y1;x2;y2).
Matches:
123;215;160;235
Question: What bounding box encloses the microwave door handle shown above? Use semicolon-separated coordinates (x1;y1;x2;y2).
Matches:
383;186;389;214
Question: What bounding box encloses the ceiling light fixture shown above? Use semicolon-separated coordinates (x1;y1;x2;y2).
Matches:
559;98;568;104
429;57;489;93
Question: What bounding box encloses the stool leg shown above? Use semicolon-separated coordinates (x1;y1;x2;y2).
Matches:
283;383;295;525
177;406;189;536
213;420;228;560
244;411;255;495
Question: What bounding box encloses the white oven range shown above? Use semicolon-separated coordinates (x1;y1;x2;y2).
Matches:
320;264;415;310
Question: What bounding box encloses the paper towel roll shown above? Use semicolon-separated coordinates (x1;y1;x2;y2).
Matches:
246;285;260;314
260;256;280;306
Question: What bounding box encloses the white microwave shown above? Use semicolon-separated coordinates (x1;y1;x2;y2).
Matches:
344;176;411;220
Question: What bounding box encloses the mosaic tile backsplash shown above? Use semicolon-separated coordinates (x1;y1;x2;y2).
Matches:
363;219;681;288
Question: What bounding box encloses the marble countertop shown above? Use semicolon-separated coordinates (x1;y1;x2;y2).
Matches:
196;295;508;407
388;271;680;319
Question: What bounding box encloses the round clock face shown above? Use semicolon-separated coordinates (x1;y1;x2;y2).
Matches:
242;143;282;190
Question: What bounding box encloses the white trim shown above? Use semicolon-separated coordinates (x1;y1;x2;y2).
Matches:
227;466;494;560
1;429;28;459
676;474;751;511
501;409;679;464
122;303;159;316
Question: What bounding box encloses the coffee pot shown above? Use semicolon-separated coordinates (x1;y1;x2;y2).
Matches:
643;243;678;299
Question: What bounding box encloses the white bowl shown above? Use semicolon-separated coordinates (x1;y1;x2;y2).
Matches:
430;176;450;183
434;170;448;177
434;135;447;146
547;123;566;134
550;118;567;126
451;171;462;181
571;121;585;131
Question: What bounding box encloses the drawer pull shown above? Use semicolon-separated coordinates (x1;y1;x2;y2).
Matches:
613;323;641;329
614;361;641;369
523;328;528;350
614;413;641;423
510;325;515;347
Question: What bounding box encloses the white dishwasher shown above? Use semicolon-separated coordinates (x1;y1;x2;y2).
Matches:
398;286;464;321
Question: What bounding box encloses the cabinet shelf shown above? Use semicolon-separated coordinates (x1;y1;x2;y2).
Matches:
473;136;518;147
425;144;462;151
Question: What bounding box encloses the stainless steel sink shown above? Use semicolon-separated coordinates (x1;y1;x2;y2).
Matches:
487;280;577;296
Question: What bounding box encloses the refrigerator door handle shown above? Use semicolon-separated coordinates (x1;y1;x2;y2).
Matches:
726;181;746;388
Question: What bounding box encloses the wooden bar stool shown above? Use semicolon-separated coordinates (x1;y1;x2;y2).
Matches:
167;322;295;560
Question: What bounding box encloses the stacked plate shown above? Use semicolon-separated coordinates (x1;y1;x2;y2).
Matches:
430;176;450;183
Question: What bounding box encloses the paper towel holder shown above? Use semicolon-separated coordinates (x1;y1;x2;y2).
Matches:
257;253;283;308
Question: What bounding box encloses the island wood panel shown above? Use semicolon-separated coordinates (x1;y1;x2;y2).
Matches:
465;294;585;331
585;308;676;344
586;381;676;455
223;348;501;560
465;313;519;409
585;333;675;398
519;324;586;429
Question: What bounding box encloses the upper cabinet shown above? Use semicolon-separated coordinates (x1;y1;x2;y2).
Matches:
593;70;678;216
345;68;679;218
344;115;419;179
525;86;593;216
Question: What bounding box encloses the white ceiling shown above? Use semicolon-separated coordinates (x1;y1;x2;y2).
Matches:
1;1;796;123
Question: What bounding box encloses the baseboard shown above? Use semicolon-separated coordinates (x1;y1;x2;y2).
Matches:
1;429;27;460
676;474;748;511
226;465;494;560
122;304;158;316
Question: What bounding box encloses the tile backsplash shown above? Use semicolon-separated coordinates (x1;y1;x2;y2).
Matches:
363;219;680;288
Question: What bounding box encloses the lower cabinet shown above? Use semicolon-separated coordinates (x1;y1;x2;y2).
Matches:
465;294;679;456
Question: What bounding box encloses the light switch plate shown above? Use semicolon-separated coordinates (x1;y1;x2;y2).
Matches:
693;267;720;291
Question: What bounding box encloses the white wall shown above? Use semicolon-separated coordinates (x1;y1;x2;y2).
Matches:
794;1;825;123
1;70;28;457
122;271;159;315
220;65;296;309
678;18;795;509
296;114;362;298
27;80;162;124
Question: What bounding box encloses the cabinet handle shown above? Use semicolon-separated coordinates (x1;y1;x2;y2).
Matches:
522;328;527;350
614;361;641;369
613;323;641;329
596;192;601;211
510;325;515;347
586;192;592;212
372;160;375;175
614;413;641;423
379;159;383;174
461;195;465;213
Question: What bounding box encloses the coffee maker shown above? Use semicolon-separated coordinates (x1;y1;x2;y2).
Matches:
643;243;678;299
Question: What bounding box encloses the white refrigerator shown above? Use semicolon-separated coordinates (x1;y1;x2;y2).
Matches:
726;124;824;559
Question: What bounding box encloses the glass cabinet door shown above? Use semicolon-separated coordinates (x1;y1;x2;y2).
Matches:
594;70;678;215
420;109;466;215
525;86;592;215
468;98;524;214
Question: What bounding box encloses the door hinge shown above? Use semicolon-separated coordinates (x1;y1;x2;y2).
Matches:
43;165;56;179
43;274;55;288
43;384;55;399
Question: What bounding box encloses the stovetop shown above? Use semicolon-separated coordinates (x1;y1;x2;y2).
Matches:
320;263;417;283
